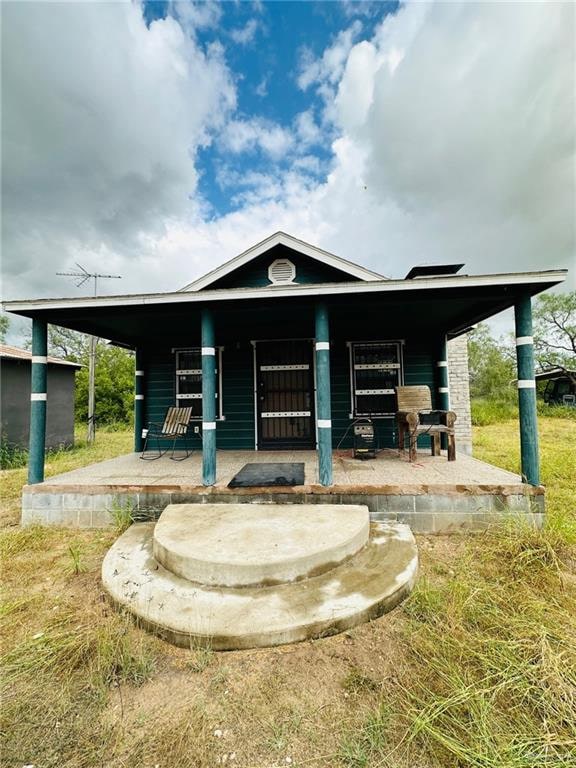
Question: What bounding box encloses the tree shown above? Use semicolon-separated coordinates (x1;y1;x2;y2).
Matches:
46;325;87;361
75;344;135;426
0;312;9;342
25;323;135;426
468;323;516;400
533;291;576;385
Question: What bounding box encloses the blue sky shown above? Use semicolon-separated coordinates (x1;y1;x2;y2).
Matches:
1;0;573;324
144;1;397;216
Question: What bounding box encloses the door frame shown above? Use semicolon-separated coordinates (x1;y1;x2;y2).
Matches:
251;338;317;450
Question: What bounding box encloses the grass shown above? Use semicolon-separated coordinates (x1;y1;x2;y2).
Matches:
0;425;132;526
472;397;576;426
1;417;574;767
341;415;576;767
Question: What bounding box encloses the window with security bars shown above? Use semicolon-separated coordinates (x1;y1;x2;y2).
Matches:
175;348;223;419
350;342;403;416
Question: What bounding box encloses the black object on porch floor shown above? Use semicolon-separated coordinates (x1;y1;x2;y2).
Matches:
228;463;305;488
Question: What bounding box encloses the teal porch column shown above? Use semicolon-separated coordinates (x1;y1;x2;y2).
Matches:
134;348;145;452
315;302;333;486
437;335;450;450
201;308;217;486
515;295;540;485
28;318;48;484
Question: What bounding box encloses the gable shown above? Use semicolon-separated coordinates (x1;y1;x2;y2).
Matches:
205;245;363;290
179;232;385;292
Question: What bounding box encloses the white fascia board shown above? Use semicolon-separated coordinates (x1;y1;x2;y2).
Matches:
2;270;567;314
178;231;386;291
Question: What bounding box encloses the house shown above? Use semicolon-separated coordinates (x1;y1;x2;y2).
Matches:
2;232;567;531
535;368;576;406
0;344;80;450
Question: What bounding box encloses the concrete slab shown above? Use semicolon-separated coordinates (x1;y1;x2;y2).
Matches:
22;449;544;531
152;503;370;587
102;520;418;650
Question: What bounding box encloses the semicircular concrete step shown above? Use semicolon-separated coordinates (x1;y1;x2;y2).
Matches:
153;503;370;587
102;520;418;651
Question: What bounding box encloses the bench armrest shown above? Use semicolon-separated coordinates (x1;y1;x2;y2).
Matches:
442;410;457;428
396;410;419;430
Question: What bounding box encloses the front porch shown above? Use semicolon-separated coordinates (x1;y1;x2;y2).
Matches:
22;448;545;533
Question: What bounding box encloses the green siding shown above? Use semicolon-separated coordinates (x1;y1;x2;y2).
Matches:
207;245;359;290
144;344;255;451
144;337;438;452
330;340;435;450
218;345;255;449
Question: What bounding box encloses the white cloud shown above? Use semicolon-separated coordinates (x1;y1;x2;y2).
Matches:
230;19;259;46
169;1;222;32
2;0;573;335
295;110;322;146
168;1;575;297
255;76;269;97
1;1;235;299
219;118;294;159
297;21;363;91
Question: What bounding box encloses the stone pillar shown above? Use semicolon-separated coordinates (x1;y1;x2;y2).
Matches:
134;348;145;453
437;335;450;450
515;295;540;485
201;308;217;486
447;335;472;455
28;318;48;484
315;302;333;486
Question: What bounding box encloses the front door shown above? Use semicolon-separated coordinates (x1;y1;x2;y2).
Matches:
256;340;315;450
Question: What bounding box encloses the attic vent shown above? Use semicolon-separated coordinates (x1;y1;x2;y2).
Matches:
268;258;296;285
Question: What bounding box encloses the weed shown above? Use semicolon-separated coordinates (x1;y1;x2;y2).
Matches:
187;645;214;673
0;523;51;559
109;497;136;534
339;708;390;767
1;608;155;690
0;436;28;469
210;665;230;689
66;542;87;575
264;709;304;753
341;667;381;695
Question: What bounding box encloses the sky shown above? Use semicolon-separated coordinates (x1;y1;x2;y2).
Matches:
1;0;574;341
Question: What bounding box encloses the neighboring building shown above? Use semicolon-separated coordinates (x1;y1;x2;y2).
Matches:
535;368;576;406
3;231;567;491
0;344;80;449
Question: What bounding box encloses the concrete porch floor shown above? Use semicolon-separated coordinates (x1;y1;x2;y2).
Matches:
27;448;524;489
22;449;545;533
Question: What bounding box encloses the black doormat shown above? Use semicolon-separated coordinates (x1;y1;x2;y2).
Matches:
228;462;305;488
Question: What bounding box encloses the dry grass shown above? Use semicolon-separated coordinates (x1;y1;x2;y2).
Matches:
1;418;574;767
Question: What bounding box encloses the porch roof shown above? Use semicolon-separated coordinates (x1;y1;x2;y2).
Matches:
3;268;567;348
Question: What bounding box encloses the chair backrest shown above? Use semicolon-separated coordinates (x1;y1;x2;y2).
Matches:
162;407;194;435
395;385;432;411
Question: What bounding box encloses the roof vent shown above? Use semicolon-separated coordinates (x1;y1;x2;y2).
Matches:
268;258;296;285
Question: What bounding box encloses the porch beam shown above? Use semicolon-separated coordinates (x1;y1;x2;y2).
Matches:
201;308;217;486
514;295;540;485
315;302;333;486
437;335;450;450
134;348;145;453
28;318;48;484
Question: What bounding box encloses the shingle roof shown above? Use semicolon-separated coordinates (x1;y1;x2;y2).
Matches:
0;344;81;368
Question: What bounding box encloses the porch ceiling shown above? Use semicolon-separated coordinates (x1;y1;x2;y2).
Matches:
4;271;566;347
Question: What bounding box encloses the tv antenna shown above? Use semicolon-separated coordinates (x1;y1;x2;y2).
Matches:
56;263;122;296
56;264;122;443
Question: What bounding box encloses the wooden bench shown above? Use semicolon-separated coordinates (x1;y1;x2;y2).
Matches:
395;386;457;462
141;406;195;461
